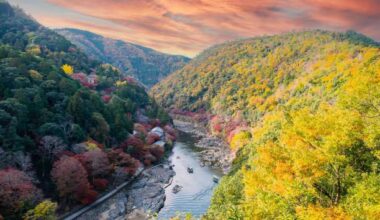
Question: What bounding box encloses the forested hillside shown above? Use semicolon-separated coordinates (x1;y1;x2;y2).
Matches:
152;31;380;219
0;2;172;219
55;28;190;88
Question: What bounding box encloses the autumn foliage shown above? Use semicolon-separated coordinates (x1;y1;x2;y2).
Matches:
77;150;111;179
0;168;42;218
121;135;147;160
107;149;140;175
51;156;91;204
146;132;160;145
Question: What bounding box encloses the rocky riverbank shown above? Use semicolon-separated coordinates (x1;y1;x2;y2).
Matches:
77;165;175;220
173;119;233;174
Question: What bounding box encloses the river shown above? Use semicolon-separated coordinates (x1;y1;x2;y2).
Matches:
158;131;223;219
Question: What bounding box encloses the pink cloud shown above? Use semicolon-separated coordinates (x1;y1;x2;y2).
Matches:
39;0;380;56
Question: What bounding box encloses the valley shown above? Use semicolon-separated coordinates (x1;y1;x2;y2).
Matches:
1;0;380;219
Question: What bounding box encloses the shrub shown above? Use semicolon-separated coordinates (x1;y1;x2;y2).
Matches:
24;200;57;220
0;168;42;219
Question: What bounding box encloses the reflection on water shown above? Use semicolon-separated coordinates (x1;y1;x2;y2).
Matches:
158;132;223;219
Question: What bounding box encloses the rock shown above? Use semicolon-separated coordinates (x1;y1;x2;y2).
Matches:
108;209;119;219
125;165;174;214
172;185;182;194
126;209;149;220
116;200;125;214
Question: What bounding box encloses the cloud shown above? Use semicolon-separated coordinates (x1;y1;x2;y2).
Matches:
28;0;380;56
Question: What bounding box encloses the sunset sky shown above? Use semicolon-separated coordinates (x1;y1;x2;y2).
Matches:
8;0;380;57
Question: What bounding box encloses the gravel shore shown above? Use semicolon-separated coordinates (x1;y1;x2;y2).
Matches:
173;120;233;174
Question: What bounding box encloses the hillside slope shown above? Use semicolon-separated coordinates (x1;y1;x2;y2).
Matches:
0;2;170;219
55;28;190;87
152;31;380;219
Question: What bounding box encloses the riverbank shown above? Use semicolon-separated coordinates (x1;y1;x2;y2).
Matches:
174;119;233;174
64;118;232;219
75;164;175;220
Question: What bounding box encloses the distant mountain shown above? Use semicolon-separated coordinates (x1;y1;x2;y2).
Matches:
55;28;190;87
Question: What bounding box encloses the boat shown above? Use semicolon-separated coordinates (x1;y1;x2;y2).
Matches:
172;184;183;194
187;167;194;173
213;175;219;183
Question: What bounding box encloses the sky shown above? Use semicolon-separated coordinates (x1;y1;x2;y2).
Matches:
8;0;380;57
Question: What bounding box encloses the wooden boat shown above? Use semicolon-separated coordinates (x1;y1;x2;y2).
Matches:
187;167;194;173
213;175;219;183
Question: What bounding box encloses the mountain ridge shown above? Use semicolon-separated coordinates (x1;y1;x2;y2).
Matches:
55;28;190;87
152;30;380;219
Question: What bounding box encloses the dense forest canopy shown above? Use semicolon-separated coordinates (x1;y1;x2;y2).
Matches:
0;1;171;219
152;30;380;219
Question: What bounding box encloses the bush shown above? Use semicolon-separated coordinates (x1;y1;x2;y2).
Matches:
24;200;57;220
0;168;42;219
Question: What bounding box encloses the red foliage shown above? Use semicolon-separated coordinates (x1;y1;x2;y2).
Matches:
124;76;138;84
0;168;42;215
142;153;156;166
149;119;161;127
150;145;164;161
213;123;223;133
210;115;224;133
166;133;176;142
51;156;90;203
78;150;111;178
164;125;176;137
103;87;114;95
107;149;139;175
121;136;147;159
124;136;144;148
102;95;112;103
93;178;109;191
146;133;160;145
61;150;75;157
134;123;148;136
142;123;153;131
79;189;98;205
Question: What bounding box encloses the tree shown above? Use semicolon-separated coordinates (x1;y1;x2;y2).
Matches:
24;200;57;220
39;136;66;161
146;132;160;145
89;112;109;144
121;135;146;160
61;64;73;75
51;156;90;205
39;136;67;177
0;168;42;219
107;149;139;175
78;150;111;181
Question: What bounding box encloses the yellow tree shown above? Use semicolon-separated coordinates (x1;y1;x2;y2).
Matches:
61;64;74;75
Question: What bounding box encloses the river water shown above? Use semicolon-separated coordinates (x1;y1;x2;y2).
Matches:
158;131;223;219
